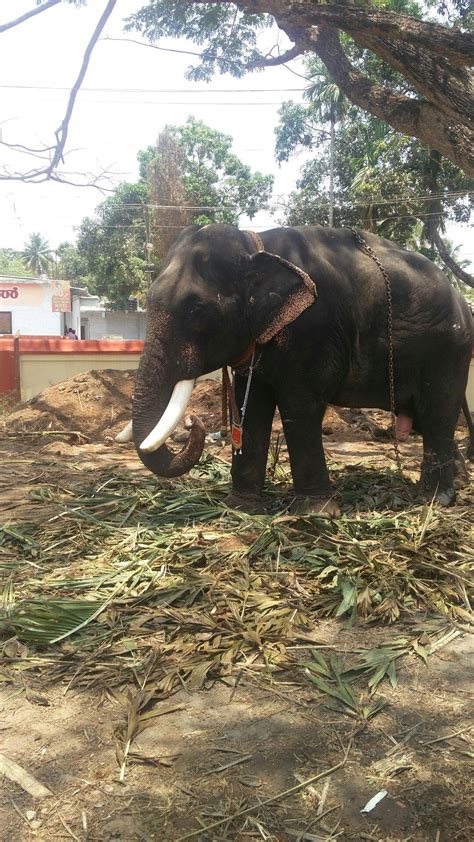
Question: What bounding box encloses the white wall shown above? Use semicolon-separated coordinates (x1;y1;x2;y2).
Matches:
70;295;82;336
83;310;147;340
11;287;62;336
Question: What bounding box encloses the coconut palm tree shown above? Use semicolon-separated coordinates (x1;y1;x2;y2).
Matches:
305;65;349;227
22;233;53;276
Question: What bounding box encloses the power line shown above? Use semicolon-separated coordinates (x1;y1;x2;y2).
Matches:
74;100;287;106
76;209;472;228
95;191;473;212
2;97;289;107
4;192;470;224
0;84;305;94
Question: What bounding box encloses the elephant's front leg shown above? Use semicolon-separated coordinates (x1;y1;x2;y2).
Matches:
278;392;340;517
227;375;276;511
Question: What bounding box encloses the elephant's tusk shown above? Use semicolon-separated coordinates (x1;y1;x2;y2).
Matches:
140;379;195;453
115;420;133;443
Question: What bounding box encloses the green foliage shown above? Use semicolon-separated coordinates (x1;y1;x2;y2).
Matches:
76;182;149;309
126;2;271;80
56;242;88;283
0;249;32;278
276;56;473;253
77;119;273;307
127;0;434;90
21;233;53;276
160;116;273;225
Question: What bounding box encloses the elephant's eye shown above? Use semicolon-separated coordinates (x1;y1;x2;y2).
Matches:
187;296;204;316
193;252;209;278
185;296;216;333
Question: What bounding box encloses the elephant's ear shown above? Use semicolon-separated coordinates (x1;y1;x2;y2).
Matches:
246;251;317;344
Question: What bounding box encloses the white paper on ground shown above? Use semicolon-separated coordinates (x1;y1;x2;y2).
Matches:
360;789;388;813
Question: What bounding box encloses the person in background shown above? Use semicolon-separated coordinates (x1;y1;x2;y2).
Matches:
65;327;79;340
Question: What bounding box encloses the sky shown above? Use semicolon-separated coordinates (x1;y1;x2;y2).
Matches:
0;0;472;265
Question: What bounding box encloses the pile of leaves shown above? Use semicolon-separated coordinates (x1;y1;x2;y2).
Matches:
1;456;471;716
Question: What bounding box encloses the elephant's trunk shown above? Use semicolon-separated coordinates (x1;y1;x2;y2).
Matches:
132;353;206;478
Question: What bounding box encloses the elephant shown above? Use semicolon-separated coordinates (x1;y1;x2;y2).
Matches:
119;224;473;514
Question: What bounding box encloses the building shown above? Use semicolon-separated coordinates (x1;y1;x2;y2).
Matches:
0;275;66;336
0;275;146;340
78;293;146;340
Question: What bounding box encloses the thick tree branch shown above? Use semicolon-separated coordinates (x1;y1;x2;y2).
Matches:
268;3;474;129
247;44;303;68
301;4;473;66
234;2;474;66
185;0;473;172
305;26;474;175
0;0;61;34
351;32;473;126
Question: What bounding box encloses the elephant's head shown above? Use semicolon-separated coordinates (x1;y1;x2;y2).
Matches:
130;224;316;477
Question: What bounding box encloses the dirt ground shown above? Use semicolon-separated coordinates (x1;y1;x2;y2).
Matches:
0;371;473;841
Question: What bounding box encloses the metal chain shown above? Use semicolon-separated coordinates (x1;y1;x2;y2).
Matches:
239;350;256;426
351;228;404;476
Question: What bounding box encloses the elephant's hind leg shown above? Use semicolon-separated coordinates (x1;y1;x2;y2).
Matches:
416;377;462;506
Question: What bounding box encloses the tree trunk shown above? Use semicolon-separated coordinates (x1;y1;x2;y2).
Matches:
230;1;474;173
329;110;335;228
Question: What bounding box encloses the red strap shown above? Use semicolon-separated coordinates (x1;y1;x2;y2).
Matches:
222;366;241;427
229;340;256;373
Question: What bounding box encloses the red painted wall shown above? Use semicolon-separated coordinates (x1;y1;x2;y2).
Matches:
13;337;144;354
0;338;15;399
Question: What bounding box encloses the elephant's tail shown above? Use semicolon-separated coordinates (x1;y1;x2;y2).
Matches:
461;395;474;462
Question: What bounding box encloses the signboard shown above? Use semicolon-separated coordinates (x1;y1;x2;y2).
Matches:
51;280;71;313
0;283;46;308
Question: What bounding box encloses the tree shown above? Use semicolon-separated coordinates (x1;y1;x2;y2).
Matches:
139;128;195;261
277;60;349;227
279;110;473;284
127;0;474;175
55;242;89;282
76;182;149;308
147;116;274;226
21;233;53;276
76;119;273;306
0;249;33;277
275;45;473;286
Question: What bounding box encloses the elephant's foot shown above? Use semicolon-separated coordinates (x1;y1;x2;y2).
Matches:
223;491;266;514
291;494;341;518
418;452;457;506
417;484;456;507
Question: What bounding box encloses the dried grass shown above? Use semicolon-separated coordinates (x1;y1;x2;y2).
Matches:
1;454;472;777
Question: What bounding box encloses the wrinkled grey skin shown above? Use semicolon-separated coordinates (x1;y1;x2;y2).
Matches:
132;224;473;510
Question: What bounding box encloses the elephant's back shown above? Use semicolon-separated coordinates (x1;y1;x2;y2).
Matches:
262;225;471;331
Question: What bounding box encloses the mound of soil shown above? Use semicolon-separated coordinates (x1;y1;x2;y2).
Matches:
3;369;135;442
3;368;395;446
2;370;231;444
